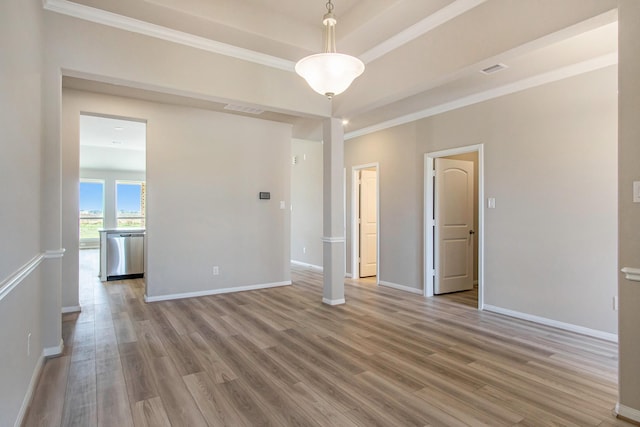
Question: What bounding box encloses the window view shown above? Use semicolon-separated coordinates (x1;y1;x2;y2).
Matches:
117;181;146;229
79;180;105;240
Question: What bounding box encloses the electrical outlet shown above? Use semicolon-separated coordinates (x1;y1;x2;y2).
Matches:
303;247;306;254
27;332;31;356
213;266;219;276
613;296;619;311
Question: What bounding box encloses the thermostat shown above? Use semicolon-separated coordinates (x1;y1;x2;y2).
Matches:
259;192;271;200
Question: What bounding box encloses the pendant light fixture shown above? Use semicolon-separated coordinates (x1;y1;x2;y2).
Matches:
295;0;365;99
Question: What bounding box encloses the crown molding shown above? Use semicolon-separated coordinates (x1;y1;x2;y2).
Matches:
42;0;296;71
359;0;486;64
345;52;617;140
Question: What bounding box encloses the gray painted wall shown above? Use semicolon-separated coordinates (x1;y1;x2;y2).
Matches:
291;139;323;268
618;0;640;414
0;1;48;426
63;89;292;300
345;66;618;334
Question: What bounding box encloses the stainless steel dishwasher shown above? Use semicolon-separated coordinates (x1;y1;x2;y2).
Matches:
106;232;145;280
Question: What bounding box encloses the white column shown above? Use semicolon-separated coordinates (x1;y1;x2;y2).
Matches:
322;118;345;305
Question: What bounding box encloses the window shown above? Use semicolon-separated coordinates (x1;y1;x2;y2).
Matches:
116;181;146;229
79;180;105;240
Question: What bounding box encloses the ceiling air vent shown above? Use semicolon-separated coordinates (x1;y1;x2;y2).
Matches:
224;104;264;115
480;63;508;75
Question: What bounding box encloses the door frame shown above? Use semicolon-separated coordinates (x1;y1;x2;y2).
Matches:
424;145;484;309
351;163;380;280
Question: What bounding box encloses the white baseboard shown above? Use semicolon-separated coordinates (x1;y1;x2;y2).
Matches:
144;281;292;303
43;339;64;357
345;273;352;278
322;298;346;305
14;353;45;427
378;280;423;295
615;403;640;423
483;305;618;342
290;260;323;271
61;305;81;314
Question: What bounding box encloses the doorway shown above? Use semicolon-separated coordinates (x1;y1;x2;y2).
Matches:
351;163;379;280
425;145;484;309
79;114;147;289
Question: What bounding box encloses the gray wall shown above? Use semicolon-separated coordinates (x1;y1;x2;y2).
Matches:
0;0;48;425
618;0;640;415
63;89;292;300
291;139;323;268
345;65;618;335
345;124;421;285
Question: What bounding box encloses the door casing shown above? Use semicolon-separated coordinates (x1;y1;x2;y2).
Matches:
424;145;484;309
351;163;380;280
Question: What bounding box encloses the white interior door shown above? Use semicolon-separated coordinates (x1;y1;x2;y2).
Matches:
435;158;474;294
359;169;377;277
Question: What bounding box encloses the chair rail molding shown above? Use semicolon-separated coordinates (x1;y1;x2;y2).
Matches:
0;248;66;302
621;267;640;282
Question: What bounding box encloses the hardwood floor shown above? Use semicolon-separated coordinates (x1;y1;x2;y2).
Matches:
23;250;628;426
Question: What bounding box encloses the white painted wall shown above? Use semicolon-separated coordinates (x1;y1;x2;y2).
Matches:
345;66;618;335
63;89;292;301
0;1;51;426
291;139;323;269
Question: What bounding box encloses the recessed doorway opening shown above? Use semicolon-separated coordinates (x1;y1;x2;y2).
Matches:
425;145;484;309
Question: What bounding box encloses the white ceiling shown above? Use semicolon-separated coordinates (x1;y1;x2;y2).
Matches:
56;0;618;141
79;114;146;171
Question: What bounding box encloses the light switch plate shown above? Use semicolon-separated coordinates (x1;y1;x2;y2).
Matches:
634;181;640;203
487;197;496;209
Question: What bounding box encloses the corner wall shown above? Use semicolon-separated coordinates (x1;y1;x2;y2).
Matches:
345;66;618;335
0;1;55;426
617;0;640;418
291;139;323;269
63;89;292;301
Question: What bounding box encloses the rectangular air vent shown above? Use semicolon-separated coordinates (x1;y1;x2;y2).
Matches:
480;63;508;74
224;104;264;115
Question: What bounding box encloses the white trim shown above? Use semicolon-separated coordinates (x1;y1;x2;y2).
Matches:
484;305;618;343
62;305;81;314
0;254;44;301
621;267;640;282
322;298;346;306
43;339;65;357
144;281;292;303
351;163;380;280
43;0;295;71
345;273;353;278
14;354;45;427
378;280;423;295
360;0;486;64
345;54;618;141
0;249;66;301
615;403;640;423
44;248;66;259
424;145;484;310
290;260;323;271
322;236;346;243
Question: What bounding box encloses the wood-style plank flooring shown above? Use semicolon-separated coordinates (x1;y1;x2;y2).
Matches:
23;250;629;426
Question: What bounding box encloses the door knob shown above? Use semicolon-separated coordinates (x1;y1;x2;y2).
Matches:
469;230;475;235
